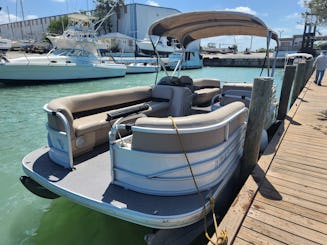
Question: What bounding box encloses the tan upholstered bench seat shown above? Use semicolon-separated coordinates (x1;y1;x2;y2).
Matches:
74;101;170;136
192;78;221;106
193;87;221;106
132;101;247;153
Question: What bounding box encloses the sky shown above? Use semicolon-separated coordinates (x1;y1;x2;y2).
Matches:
0;0;326;50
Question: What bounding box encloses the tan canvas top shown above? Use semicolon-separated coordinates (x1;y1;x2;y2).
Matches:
148;11;279;48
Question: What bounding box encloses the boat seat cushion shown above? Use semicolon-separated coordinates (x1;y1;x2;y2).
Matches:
192;78;221;106
47;86;152;115
132;101;247;153
46;85;173;158
193;87;221;106
68;86;175;136
74;101;170;136
193;78;220;89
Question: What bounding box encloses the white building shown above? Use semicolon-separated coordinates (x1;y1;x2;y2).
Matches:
279;35;304;52
98;32;135;53
111;4;180;40
0;15;63;41
0;3;180;43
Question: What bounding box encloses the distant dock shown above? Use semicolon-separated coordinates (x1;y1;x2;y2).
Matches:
210;73;327;244
202;53;285;68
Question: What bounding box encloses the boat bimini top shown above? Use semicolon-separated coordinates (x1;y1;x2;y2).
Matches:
148;11;279;49
149;11;279;76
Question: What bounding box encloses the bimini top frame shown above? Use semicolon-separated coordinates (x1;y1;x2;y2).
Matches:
148;11;279;49
148;11;279;76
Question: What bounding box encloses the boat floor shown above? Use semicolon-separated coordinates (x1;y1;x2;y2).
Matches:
22;144;224;228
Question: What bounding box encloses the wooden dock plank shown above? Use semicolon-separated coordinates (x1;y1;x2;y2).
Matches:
275;149;327;167
273;157;327;172
276;140;327;158
281;133;327;145
241;216;317;245
267;167;327;191
245;208;327;244
270;162;327;181
281;130;327;142
250;200;327;234
262;177;327;204
233;237;251;245
236;225;286;245
209;75;327;244
255;194;327;224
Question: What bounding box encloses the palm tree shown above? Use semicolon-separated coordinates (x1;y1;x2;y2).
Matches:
93;0;125;34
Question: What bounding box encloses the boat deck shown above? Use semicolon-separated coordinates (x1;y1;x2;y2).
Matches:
22;143;225;229
210;75;327;244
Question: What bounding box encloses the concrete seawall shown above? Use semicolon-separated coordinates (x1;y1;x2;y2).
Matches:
203;57;285;68
202;53;285;68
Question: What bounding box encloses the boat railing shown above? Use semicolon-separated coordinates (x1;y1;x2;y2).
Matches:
23;52;30;64
109;113;148;146
43;105;74;169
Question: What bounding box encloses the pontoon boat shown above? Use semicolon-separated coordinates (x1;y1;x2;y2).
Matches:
20;11;279;244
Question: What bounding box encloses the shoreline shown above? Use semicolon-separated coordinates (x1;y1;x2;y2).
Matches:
202;52;285;68
3;51;285;68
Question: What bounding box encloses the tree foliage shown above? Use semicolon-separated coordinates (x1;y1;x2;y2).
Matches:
315;41;327;49
93;0;125;33
304;0;327;24
47;16;69;35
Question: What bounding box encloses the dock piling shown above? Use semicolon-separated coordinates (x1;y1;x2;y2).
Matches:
291;62;306;105
277;65;296;120
305;59;314;83
241;77;273;182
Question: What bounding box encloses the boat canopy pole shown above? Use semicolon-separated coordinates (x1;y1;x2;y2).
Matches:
172;48;185;77
270;31;279;77
266;31;271;77
150;36;169;77
261;30;278;77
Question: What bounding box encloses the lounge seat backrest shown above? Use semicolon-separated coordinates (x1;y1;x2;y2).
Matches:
132;101;247;153
151;84;193;117
193;78;220;89
168;86;193;116
46;86;152;133
151;85;173;101
192;78;221;106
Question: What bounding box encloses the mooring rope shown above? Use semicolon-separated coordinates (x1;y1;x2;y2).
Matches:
168;116;228;245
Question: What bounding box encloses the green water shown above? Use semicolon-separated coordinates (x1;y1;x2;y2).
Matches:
0;67;284;245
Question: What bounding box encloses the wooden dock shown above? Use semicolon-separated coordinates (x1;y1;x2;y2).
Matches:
210;74;327;244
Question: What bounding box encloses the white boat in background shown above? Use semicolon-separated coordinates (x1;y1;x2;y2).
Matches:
167;40;203;70
98;32;136;56
46;13;161;75
21;11;279;244
0;37;12;51
167;50;203;70
47;13;107;57
284;52;313;68
1;10;128;83
136;36;180;56
126;62;160;74
201;45;235;54
10;39;36;51
0;48;126;82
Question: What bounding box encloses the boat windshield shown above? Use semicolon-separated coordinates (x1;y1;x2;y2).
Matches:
50;49;91;57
